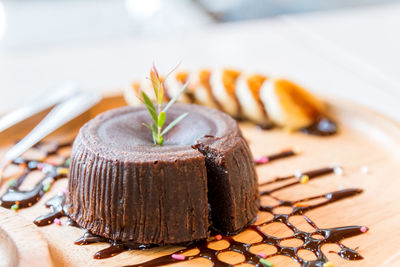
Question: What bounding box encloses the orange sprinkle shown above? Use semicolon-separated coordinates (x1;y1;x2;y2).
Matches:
300;175;309;184
295;203;310;208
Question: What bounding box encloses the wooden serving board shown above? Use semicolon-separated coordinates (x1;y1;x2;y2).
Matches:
1;94;400;267
0;208;52;267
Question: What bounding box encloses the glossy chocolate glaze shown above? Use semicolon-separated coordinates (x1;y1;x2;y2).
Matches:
33;192;67;226
255;149;298;165
75;230;157;259
301;117;338;136
0;141;71;209
258;117;338;136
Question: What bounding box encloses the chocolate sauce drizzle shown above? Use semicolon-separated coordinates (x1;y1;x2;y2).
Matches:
257;117;338;137
75;230;157;259
33;192;67;226
3;141;366;266
35;166;367;266
255;150;297;165
301;117;337;136
121;167;367;267
0;141;71;209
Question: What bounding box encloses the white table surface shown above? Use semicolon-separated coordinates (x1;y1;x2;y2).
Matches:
0;2;399;121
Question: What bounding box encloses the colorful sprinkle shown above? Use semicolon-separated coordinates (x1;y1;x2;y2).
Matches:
57;167;69;175
61;188;68;195
65;158;71;167
171;254;185;260
37;163;44;171
215;234;222;241
295;203;310;208
255;157;269;164
322;262;333;267
257;252;267;258
259;258;273;266
43;183;51;192
360;226;368;233
53;218;62;225
333;166;343;176
11;204;19;211
300;175;309;184
294;170;302;178
8;179;17;188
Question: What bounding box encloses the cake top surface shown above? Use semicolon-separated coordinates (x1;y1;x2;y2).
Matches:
77;104;239;161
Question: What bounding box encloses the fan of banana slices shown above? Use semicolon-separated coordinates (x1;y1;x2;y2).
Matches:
124;69;330;131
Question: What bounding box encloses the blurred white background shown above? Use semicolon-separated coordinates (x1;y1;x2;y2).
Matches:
0;0;399;119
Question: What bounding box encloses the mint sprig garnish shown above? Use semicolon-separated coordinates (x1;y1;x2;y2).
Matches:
141;64;188;145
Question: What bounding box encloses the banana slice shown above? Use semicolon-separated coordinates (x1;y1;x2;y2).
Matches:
191;69;219;110
164;71;191;103
260;78;326;130
123;82;141;106
123;78;155;106
209;69;240;117
235;73;270;125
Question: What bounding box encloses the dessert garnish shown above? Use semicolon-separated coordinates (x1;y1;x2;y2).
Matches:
141;64;188;145
66;103;259;244
124;68;337;136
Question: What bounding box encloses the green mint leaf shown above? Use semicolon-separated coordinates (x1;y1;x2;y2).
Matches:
142;122;151;130
142;91;158;123
151;123;157;144
161;112;188;136
150;123;157;133
159;136;164;145
162;80;189;113
158;111;166;128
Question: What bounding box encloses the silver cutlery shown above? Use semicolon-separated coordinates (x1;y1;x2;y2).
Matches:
0;90;101;184
0;83;79;133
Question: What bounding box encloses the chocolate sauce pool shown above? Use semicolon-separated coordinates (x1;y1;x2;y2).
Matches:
258;117;338;136
301;117;337;136
1;142;366;267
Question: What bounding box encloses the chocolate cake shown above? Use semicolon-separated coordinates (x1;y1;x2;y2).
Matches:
67;104;259;244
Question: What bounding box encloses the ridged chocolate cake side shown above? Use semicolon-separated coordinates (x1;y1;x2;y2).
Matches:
67;104;259;244
194;135;259;234
68;135;209;243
